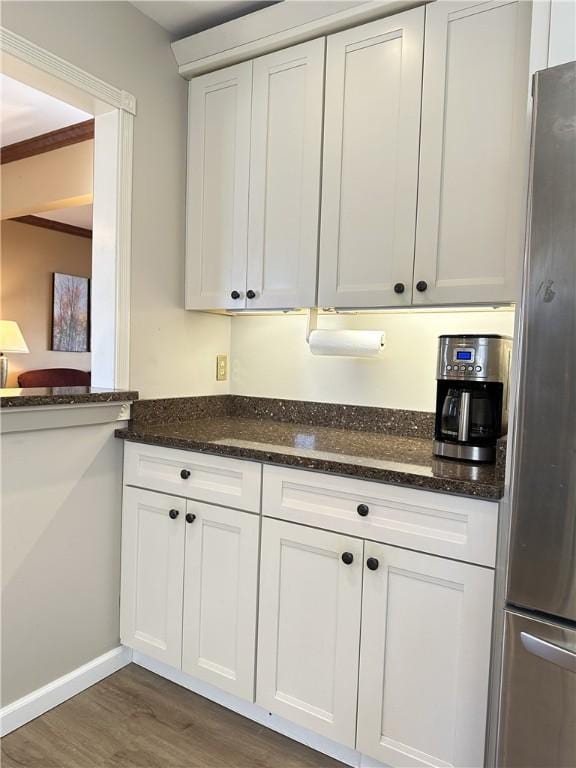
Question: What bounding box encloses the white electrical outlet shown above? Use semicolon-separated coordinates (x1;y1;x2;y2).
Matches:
216;354;228;381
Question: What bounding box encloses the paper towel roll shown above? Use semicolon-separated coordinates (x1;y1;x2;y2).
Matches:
308;330;385;357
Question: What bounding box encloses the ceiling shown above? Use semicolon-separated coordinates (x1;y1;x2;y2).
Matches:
36;204;93;231
0;74;92;148
130;1;279;38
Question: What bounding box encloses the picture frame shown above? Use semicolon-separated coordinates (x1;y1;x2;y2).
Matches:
51;272;90;353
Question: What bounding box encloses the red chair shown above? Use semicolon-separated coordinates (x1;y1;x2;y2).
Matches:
17;368;91;388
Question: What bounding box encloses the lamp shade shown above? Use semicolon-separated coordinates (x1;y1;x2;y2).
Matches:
0;321;29;353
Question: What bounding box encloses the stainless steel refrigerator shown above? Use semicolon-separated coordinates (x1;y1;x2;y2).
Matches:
497;61;576;766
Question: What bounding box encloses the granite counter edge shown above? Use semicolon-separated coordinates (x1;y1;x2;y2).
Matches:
0;390;139;408
115;428;504;501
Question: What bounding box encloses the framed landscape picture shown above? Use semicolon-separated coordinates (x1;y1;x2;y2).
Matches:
51;272;90;352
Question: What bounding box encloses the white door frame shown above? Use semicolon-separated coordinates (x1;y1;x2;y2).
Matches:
0;26;135;389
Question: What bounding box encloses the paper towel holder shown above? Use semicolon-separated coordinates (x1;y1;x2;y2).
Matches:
305;308;385;357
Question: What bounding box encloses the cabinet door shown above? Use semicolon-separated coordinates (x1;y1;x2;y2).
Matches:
413;1;532;305
318;8;424;308
257;519;362;746
186;62;252;310
120;488;185;666
247;39;325;310
357;542;494;767
182;501;259;701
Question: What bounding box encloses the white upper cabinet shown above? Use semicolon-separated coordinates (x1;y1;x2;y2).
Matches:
247;39;325;309
413;0;532;305
356;542;494;767
185;3;532;310
186;62;252;310
318;7;424;308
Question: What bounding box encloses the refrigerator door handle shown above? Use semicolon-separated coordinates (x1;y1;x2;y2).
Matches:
521;632;576;673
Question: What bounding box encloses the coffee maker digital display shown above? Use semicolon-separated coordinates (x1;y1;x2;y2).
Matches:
433;335;512;463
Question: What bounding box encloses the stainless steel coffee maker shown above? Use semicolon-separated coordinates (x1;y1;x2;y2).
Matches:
433;335;512;463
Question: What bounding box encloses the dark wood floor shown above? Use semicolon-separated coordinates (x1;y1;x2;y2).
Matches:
1;664;344;768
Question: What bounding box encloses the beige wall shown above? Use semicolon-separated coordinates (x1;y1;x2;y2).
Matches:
1;419;125;706
230;309;516;412
1;141;93;220
1;1;231;400
1;220;91;387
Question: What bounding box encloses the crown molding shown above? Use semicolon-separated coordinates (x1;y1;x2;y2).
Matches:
0;26;136;114
172;0;426;78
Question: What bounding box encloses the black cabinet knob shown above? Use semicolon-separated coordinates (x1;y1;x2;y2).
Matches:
169;509;179;520
366;557;379;571
394;282;405;294
416;280;428;292
357;503;370;517
185;513;196;524
246;289;256;299
341;552;354;565
180;469;191;480
231;290;241;300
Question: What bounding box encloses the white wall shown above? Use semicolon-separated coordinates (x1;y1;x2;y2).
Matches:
230;309;516;411
549;0;576;67
1;1;231;399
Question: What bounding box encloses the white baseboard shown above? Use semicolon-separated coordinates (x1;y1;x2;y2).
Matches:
132;651;388;768
0;646;133;737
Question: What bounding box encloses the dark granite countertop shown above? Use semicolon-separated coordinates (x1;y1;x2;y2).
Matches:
0;387;139;408
116;396;505;500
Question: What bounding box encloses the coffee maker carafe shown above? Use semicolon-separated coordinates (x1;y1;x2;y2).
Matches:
434;335;512;463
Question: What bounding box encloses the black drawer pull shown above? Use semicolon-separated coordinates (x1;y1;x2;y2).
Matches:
169;509;179;520
357;503;369;517
366;557;379;571
180;469;191;480
341;552;354;565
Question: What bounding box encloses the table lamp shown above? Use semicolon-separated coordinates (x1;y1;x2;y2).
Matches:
0;321;29;388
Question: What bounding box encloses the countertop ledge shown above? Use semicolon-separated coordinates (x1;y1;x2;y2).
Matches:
116;410;505;501
0;387;139;408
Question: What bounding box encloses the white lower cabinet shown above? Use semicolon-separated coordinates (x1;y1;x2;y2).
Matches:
182;501;259;700
121;484;260;701
256;518;363;747
121;448;497;766
120;487;185;667
357;542;495;768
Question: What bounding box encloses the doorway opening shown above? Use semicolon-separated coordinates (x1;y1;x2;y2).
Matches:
1;73;94;388
0;30;135;390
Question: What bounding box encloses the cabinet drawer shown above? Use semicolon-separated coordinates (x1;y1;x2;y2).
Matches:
262;466;498;566
123;442;261;513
